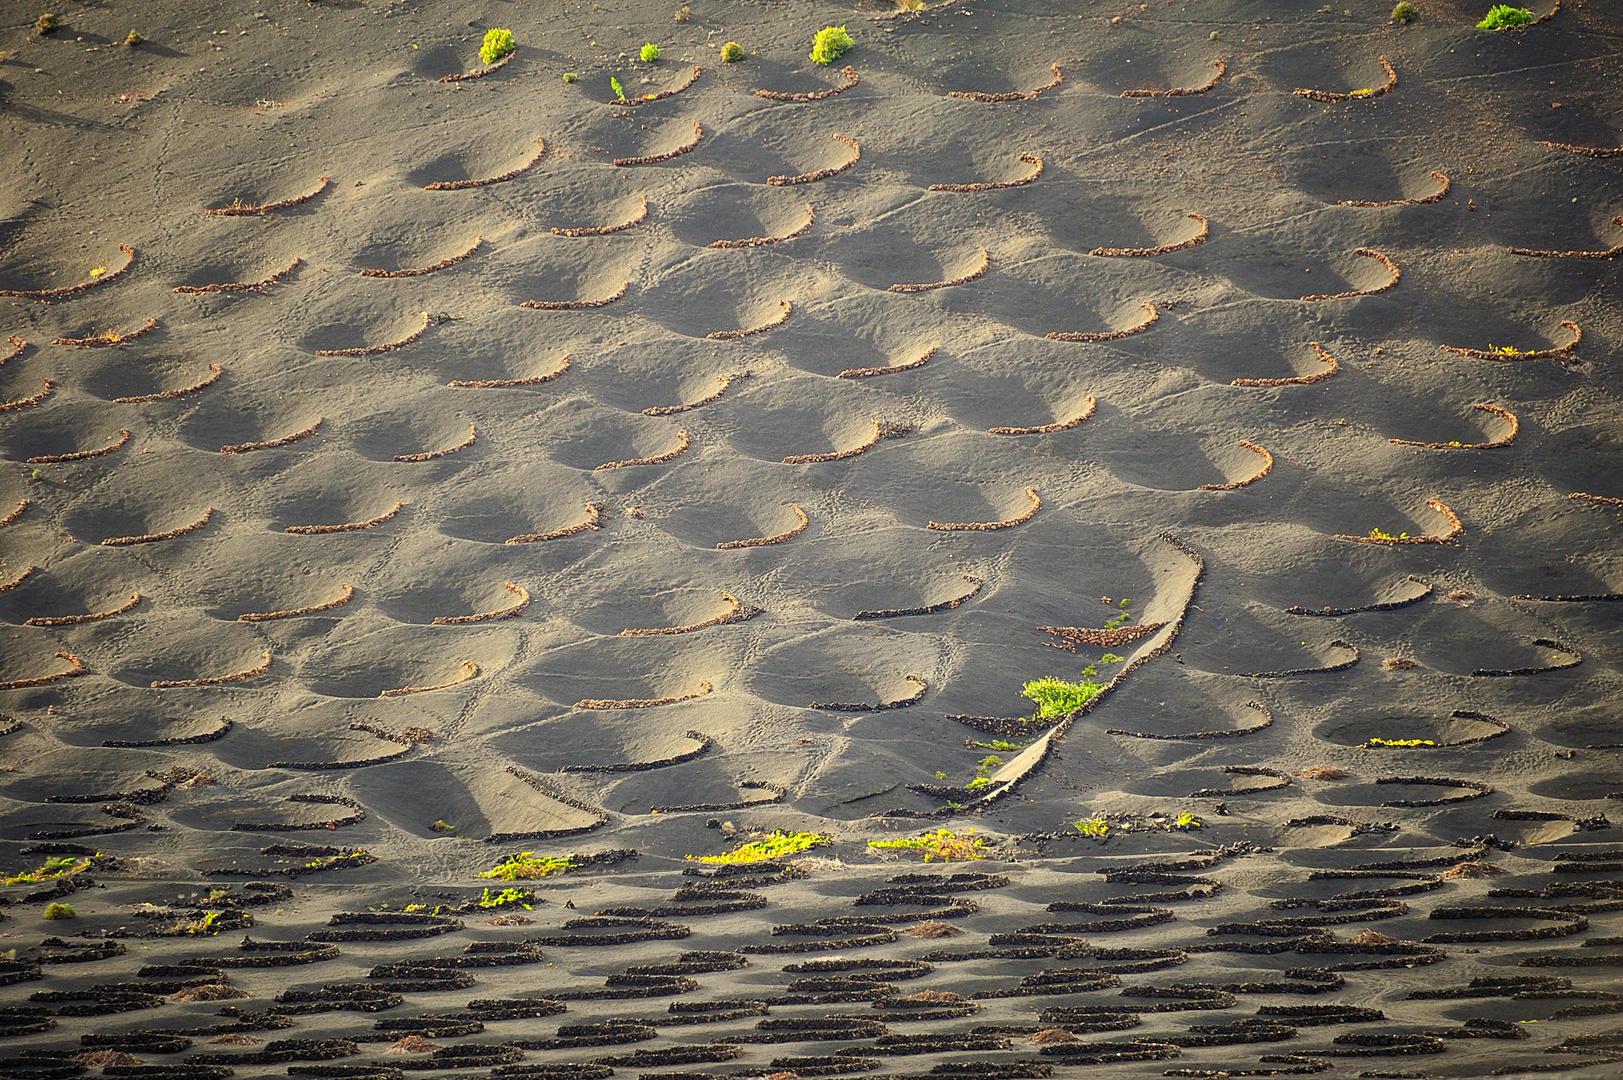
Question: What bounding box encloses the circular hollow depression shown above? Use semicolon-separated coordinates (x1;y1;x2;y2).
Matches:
1316;711;1507;750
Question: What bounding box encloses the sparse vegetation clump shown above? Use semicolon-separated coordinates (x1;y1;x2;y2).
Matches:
1021;675;1104;720
124;30;144;47
1075;816;1109;839
43;902;76;920
640;42;661;62
719;41;744;63
1369;737;1437;747
1366;528;1410;541
1391;2;1417;22
1477;5;1533;28
692;830;830;864
610;75;626;101
36;13;59;35
562;72;577;83
5;855;93;886
810;25;853;66
1172;811;1203;830
479;28;515;66
476;887;534;909
479;852;573;881
431;819;455;833
870;828;987;862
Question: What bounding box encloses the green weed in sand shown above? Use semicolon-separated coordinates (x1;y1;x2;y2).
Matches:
1477;5;1533;28
870;828;987;862
1391;2;1417;22
610;75;626;102
1369;737;1436;747
1021;675;1104;720
691;830;830;864
719;41;744;63
43;902;76;919
1075;816;1109;839
1366;527;1409;541
640;42;661;62
479;28;515;66
562;72;577;83
479;852;574;880
124;30;144;47
810;26;853;66
1173;811;1204;830
5;855;92;887
477;887;534;909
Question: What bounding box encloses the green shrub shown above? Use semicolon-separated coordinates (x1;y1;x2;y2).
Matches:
43;902;76;919
1477;5;1532;28
640;42;660;62
610;75;626;101
719;40;744;63
1099;653;1125;664
5;855;92;887
124;30;144;46
1391;3;1417;22
562;72;577;83
36;13;58;35
1075;816;1109;839
479;28;515;65
691;830;830;864
969;739;1031;753
1172;811;1203;830
431;819;454;833
1021;675;1104;720
869;828;986;862
809;25;853;65
479;852;573;881
1369;737;1436;747
477;887;534;909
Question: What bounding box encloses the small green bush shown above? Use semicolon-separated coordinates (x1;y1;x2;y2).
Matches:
610;75;626;101
562;72;577;83
1477;5;1533;28
1021;675;1104;720
810;25;853;66
124;30;144;47
640;42;660;62
43;902;76;919
476;887;534;909
36;13;59;35
719;41;744;63
870;828;987;862
479;28;515;66
1391;2;1417;22
1075;816;1109;839
692;830;830;864
479;852;573;881
431;819;454;832
1172;811;1203;830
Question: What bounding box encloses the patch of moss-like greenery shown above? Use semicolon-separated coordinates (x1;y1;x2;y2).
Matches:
1477;5;1533;28
719;41;744;63
480;852;574;881
1021;675;1104;719
691;830;831;864
810;25;853;65
870;828;987;862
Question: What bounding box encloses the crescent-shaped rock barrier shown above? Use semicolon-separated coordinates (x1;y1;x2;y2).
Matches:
230;794;365;832
1300;248;1400;301
507;502;601;544
707;299;792;340
1041;621;1167;650
596;430;691;470
1568;491;1623;507
1471;638;1581;677
561;730;715;774
1229;639;1358;678
173;258;301;294
379;660;479;697
1197;440;1273;490
811;675;927;712
1441;320;1580;360
438;52;512;83
27;428;130;464
237;583;354;622
0;499;28;527
1188;764;1292;798
1376;775;1492;807
0;244;137;299
204;177;329;215
1107;700;1272;741
767;135;861;186
782;419;908;464
949;62;1063;103
552;199;648;237
101;507;214;546
0;378;52;411
115;363;223;402
709;203;816;249
450;357;570;388
151;650;272;689
987;396;1097;436
837;347;934;379
717;504;808;549
614;121;702;166
927;486;1040;531
1293;56;1397;102
432;581;531;624
315;311;438;357
1507;215;1623;259
1389;403;1517;449
1091;213;1208;257
1338;171;1450;208
521;281;628;309
575;679;712;709
610;64;701;106
394;422;476;462
1539;138;1622;158
424;139;546;190
2;335;24;361
644;372;749;415
888;248;990;292
285;501;405;534
1122;60;1227;98
1335;498;1462;545
854;575;982;620
0;564;35;592
24;591;141;627
1286;575;1432;616
103;717;232;747
929;151;1043;193
1232;341;1339;386
619;592;751;636
220;418;322;455
755;65;858;102
649;780;786;814
358;238;480;278
1046;301;1160;343
52;316;158;347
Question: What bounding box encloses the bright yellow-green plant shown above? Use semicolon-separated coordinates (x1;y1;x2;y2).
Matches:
480;28;515;65
640;42;660;62
810;25;853;65
1366;528;1410;541
1075;816;1109;838
1391;2;1416;21
692;830;830;864
43;902;76;919
477;887;534;909
1173;811;1203;830
5;855;93;887
610;75;626;101
1369;737;1436;747
719;41;744;63
1477;5;1533;29
1021;675;1104;720
480;852;574;880
870;828;987;862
